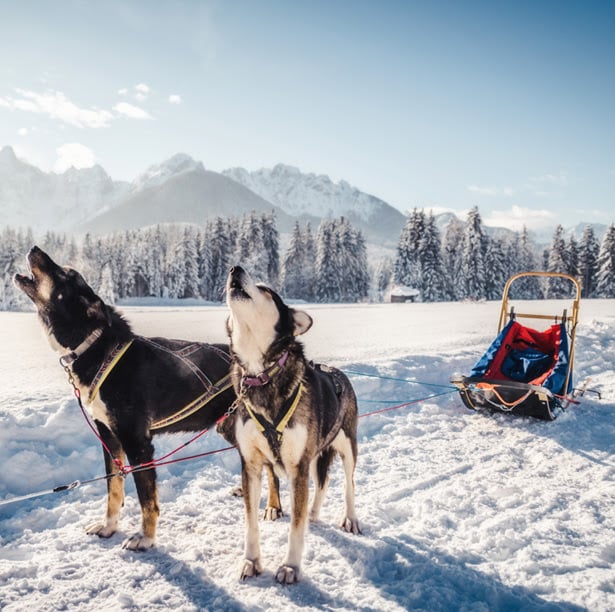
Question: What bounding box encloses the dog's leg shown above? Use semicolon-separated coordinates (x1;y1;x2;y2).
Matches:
240;457;264;580
263;463;282;521
85;422;126;539
335;432;361;535
121;436;159;551
276;459;310;584
309;447;335;522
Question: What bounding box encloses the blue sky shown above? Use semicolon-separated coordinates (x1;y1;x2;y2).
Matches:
1;1;613;231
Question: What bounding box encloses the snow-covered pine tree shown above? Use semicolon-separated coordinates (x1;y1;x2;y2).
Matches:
281;222;306;299
182;226;200;299
261;212;279;289
509;226;543;299
441;216;464;300
393;208;424;290
578;225;600;298
302;222;316;301
460;206;487;300
315;219;340;302
595;224;615;298
146;225;166;298
547;225;570;297
564;235;579;279
484;236;508;301
374;256;393;302
419;212;447;301
207;217;231;302
236;212;269;283
97;262;116;304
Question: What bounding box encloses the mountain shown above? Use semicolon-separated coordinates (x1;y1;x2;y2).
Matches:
223;164;406;245
0;146;129;231
80;162;294;234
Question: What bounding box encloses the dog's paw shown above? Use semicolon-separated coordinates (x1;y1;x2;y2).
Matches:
275;564;300;584
340;517;362;535
121;533;155;551
85;521;117;538
263;506;283;521
239;558;262;581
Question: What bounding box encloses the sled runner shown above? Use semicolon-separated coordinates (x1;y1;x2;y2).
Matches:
452;272;581;420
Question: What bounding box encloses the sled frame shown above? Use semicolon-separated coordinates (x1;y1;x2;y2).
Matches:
496;271;581;402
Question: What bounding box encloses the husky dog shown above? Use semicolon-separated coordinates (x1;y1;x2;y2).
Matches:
225;265;361;584
14;246;238;550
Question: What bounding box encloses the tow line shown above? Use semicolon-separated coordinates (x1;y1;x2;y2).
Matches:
0;370;457;508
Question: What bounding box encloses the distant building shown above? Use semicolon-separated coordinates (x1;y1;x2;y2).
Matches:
390;285;420;303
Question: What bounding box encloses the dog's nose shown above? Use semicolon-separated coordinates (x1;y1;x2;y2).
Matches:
230;265;244;277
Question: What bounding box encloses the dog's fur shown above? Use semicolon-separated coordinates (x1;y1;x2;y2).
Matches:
14;246;240;550
225;265;361;584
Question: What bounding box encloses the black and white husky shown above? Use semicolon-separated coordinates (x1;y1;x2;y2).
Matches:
225;265;361;584
14;246;237;550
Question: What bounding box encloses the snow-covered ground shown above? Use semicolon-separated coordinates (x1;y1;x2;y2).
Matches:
1;299;614;611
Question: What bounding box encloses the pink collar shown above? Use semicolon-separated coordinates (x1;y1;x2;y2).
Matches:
241;351;289;387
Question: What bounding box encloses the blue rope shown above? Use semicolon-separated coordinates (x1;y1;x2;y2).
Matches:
344;368;457;391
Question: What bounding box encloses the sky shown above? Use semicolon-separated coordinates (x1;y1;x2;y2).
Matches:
0;0;614;232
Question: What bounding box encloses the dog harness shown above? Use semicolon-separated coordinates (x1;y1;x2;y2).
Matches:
88;339;135;403
243;383;305;463
63;330;233;430
240;356;348;462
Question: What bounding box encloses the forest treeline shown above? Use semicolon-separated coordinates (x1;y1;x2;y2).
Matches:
1;207;614;310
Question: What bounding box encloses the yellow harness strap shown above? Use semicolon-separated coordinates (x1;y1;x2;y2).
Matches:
150;375;234;430
87;340;134;404
245;382;304;439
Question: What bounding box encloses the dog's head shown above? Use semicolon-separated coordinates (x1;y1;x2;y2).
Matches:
14;246;111;350
226;265;312;373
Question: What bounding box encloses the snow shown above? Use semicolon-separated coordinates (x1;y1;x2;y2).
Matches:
223;164;397;224
1;299;614;611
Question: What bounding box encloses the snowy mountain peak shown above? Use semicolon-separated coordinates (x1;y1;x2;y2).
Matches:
134;153;204;191
223;164;390;222
0;145;21;168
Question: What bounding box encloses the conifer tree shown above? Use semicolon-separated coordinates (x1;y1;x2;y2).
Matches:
578;225;600;298
484;236;508;300
547;225;569;297
281;222;306;299
441;216;464;300
419;212;447;301
394;208;424;289
596;224;615;298
460;206;487;300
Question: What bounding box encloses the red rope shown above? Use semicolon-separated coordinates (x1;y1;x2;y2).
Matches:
75;385;455;476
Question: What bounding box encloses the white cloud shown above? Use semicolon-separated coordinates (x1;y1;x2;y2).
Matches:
168;94;182;105
467;184;514;197
118;88;128;96
113;102;153;120
529;172;568;187
134;84;151;102
53;143;96;173
17;127;29;136
1;89;113;128
483;205;555;231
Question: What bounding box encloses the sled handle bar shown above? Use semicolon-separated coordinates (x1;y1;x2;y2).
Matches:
497;271;581;334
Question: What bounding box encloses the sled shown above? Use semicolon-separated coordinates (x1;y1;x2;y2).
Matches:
451;272;581;420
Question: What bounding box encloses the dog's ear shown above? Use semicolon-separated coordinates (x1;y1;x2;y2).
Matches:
86;297;112;327
292;309;312;336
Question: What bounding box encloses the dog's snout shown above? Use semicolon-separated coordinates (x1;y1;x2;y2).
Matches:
230;265;244;277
